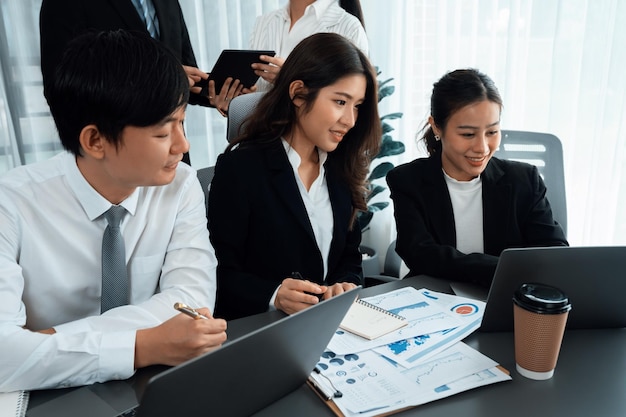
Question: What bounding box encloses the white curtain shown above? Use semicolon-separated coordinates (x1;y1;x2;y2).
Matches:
1;0;625;248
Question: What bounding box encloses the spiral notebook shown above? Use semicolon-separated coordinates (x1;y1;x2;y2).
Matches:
339;299;408;340
0;391;29;417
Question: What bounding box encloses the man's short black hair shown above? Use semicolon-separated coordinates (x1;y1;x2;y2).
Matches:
47;29;189;156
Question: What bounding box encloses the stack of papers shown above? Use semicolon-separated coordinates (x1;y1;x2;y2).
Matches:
309;287;510;417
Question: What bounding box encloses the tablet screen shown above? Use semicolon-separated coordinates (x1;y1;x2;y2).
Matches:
197;49;276;95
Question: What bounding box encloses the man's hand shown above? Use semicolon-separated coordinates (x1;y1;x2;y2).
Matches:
183;65;207;95
274;277;327;315
134;308;227;369
251;55;285;85
36;328;56;335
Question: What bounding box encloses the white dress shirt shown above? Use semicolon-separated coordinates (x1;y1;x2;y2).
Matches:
269;140;334;309
283;140;333;277
444;170;485;254
0;152;217;391
249;0;369;91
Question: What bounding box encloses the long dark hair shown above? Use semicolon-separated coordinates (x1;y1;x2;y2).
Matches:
228;32;381;227
340;0;365;28
422;69;503;156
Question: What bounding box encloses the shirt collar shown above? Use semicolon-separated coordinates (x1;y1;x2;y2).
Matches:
281;138;328;169
63;152;138;220
309;0;335;20
280;0;336;23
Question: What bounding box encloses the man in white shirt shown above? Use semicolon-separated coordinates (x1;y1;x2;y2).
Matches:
0;30;226;392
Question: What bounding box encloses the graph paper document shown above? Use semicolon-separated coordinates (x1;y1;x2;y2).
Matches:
311;288;508;417
310;342;510;417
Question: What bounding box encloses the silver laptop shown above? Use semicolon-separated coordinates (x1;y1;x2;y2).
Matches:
27;288;359;417
479;246;626;332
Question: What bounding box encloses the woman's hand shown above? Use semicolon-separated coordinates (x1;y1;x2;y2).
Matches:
207;77;244;117
321;282;358;300
274;277;327;315
251;55;286;85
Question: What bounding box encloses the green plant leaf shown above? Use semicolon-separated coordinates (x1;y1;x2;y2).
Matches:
369;202;390;212
361;67;406;232
366;184;386;202
381;112;403;121
369;162;394;180
382;122;394;135
377;139;405;158
379;85;395;101
378;77;394;89
357;210;373;230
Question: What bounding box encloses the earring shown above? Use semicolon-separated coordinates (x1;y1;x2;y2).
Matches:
435;135;441;141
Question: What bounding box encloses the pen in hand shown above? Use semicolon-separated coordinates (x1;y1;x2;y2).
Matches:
174;302;208;320
292;271;324;301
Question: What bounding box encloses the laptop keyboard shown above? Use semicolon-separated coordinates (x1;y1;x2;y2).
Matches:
117;406;138;417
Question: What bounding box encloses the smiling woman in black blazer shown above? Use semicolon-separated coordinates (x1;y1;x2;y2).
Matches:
387;69;568;288
208;33;381;321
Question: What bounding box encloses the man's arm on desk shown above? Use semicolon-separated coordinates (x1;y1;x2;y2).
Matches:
0;180;226;392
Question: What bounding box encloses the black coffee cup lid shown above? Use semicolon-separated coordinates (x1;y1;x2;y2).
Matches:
513;282;572;314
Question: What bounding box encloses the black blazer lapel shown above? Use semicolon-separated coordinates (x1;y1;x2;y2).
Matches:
481;159;511;253
266;144;317;243
107;0;146;30
151;0;178;44
423;157;457;246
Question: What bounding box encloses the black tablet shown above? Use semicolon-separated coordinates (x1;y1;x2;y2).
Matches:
197;49;275;94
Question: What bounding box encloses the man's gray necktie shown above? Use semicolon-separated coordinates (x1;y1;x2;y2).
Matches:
101;205;128;313
139;0;159;38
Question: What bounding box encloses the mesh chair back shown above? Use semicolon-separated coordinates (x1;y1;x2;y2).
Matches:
383;239;403;278
196;166;215;214
496;130;567;236
227;92;265;142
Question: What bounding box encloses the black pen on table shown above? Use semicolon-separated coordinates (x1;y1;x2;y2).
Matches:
174;302;208;320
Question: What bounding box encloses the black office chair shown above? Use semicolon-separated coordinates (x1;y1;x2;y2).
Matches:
226;92;264;142
196;166;215;213
363;239;405;286
496;130;567;236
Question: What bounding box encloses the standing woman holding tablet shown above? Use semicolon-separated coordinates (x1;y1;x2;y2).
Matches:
221;0;368;110
249;0;369;92
208;33;381;321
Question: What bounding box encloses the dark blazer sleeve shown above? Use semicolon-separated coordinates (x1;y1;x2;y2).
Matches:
387;156;567;287
153;0;210;107
208;143;362;320
482;158;568;251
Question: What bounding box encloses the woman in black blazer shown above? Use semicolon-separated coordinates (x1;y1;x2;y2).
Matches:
208;33;381;320
387;69;568;288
